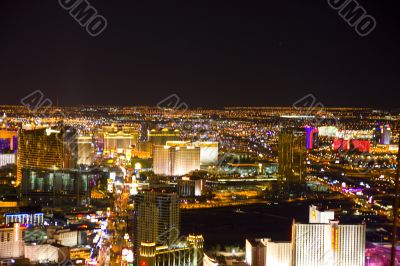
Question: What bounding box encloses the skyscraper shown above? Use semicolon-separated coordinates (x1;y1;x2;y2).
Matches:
153;144;200;176
77;135;94;165
292;206;366;266
17;126;77;186
381;124;392;145
133;190;180;260
305;126;318;150
278;128;306;184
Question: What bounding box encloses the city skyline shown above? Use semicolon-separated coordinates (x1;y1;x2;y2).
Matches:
1;1;399;265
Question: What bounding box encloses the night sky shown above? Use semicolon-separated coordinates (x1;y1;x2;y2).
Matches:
0;0;399;108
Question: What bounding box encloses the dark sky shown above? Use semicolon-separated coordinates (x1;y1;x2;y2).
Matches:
0;0;399;108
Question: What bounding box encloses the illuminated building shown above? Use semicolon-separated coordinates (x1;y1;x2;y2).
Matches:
381;124;392;145
135;141;153;158
372;124;391;145
305;126;318;150
77;135;94;165
372;125;381;146
318;126;338;137
195;141;218;166
0;129;17;153
333;139;370;152
5;212;44;226
245;238;291;266
246;206;366;266
350;140;370;152
24;244;68;264
0;153;16;167
0;223;25;259
20;168;90;207
177;177;204;197
153;144;200;176
148;128;180;146
292;222;366;266
69;247;91;261
101;125;138;156
0;113;8;128
17;126;78;186
133;190;180;261
278;128;306;184
292;206;366;266
309;205;334;224
138;235;204;266
333;139;350;151
53;229;84;247
167;141;218;167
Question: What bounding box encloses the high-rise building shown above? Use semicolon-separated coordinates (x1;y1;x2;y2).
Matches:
138;235;204;266
133;190;180;261
153;144;200;176
292;222;366;266
381;124;392;145
246;206;366;266
0;223;25;259
77;135;94;165
278;128;306;184
245;238;291;266
305;126;318;150
167;141;219;167
309;205;335;224
292;205;366;266
17;126;78;186
177;177;205;197
101;125;138;156
148;128;180;146
373;124;392;146
0;153;16;167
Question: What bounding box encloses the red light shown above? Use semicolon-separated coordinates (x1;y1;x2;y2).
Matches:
141;260;147;266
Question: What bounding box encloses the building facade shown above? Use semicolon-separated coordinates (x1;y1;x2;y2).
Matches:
77;135;94;165
0;153;16;167
153;145;200;176
138;235;204;266
20;168;90;207
245;238;291;266
278;128;306;184
292;222;366;266
133;191;180;261
5;212;44;226
0;223;25;259
17;126;77;186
